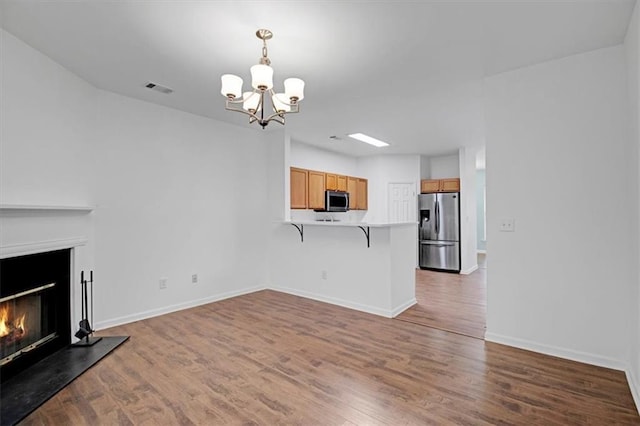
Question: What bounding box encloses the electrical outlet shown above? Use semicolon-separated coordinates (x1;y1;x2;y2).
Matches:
499;218;515;232
192;274;198;284
159;278;168;290
321;270;327;280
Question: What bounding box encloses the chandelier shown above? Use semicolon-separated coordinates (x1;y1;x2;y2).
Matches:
220;29;305;129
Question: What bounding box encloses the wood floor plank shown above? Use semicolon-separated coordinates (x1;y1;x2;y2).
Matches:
18;288;639;425
395;255;487;339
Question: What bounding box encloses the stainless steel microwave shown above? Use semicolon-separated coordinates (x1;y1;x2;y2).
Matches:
315;190;349;212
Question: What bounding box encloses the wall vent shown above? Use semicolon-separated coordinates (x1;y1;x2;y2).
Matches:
145;82;173;94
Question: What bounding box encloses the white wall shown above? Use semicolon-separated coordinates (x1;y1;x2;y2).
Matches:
458;147;478;274
429;154;460;178
625;0;640;409
357;155;421;223
290;140;359;176
1;28;270;330
92;91;270;327
485;45;635;369
0;29;96;206
420;155;431;179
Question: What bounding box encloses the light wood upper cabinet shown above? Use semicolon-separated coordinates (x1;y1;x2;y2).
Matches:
347;176;358;210
290;167;308;209
325;173;338;191
308;170;326;210
439;178;460;192
290;167;368;211
337;175;347;192
356;178;368;210
420;178;460;193
420;179;440;193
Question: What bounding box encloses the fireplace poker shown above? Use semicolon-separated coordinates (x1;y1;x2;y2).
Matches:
72;270;101;346
90;270;94;341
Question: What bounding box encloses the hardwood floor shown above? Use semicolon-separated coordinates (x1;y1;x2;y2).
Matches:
20;289;638;425
395;254;487;339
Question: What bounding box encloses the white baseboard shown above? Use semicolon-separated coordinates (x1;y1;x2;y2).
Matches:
96;284;416;331
460;264;478;275
477;249;487;254
627;368;640;415
271;286;412;319
391;298;417;317
95;285;266;331
485;332;627;371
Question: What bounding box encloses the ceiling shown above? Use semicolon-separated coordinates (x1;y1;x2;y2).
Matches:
0;1;636;157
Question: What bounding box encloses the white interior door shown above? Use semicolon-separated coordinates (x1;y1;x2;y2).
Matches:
388;183;415;223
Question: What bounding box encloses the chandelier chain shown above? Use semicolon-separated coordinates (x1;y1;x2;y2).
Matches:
260;38;271;66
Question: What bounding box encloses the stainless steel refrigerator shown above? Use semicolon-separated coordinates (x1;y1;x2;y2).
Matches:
418;192;460;272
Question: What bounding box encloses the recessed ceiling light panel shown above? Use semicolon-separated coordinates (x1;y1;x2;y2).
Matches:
145;82;173;94
348;133;390;147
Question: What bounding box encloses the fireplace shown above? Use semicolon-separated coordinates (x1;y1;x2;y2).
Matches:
0;249;71;383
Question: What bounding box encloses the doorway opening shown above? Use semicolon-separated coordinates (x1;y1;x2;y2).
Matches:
394;149;487;339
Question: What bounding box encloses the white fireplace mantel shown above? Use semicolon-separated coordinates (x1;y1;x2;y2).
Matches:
0;237;89;259
0;204;93;258
0;204;94;212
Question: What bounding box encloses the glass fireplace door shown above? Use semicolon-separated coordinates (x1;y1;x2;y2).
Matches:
0;283;58;366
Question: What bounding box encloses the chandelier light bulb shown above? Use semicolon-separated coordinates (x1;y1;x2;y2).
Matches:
242;92;261;112
284;78;305;102
250;64;274;91
220;74;243;99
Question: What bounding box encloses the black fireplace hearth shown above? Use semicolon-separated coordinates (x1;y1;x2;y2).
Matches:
0;249;129;425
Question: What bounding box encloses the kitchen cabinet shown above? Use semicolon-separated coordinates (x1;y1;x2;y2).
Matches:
337;175;347;192
308;170;326;210
420;178;460;193
420;179;440;193
356;178;368;210
290;167;368;210
347;176;358;210
326;173;338;191
439;178;460;192
290;167;308;209
326;173;348;192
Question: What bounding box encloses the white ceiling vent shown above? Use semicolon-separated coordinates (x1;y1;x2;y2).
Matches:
145;82;173;94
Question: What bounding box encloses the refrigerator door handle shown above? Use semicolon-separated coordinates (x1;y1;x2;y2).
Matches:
435;199;439;235
420;241;455;246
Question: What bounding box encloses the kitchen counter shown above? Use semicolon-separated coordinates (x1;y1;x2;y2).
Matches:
283;220;417;227
283;221;416;248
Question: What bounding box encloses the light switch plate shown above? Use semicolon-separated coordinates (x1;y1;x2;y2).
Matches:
499;217;515;232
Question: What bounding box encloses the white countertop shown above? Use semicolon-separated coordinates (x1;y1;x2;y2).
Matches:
284;220;417;228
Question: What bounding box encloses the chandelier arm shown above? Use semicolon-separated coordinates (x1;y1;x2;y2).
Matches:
270;115;285;125
263;111;294;123
275;99;301;108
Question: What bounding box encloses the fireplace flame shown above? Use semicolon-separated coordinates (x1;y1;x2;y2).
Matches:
0;307;8;338
0;305;27;341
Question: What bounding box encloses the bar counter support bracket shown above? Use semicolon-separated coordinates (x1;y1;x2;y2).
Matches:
357;226;371;248
288;223;371;248
291;223;304;242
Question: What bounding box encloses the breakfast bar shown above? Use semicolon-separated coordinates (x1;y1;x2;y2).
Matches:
269;221;418;318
